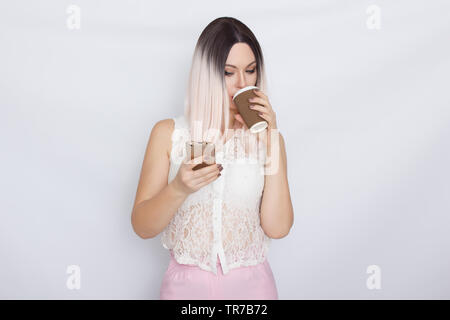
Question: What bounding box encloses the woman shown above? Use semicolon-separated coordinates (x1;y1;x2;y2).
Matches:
131;17;294;300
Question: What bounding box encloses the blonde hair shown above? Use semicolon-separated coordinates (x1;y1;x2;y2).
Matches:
183;17;269;151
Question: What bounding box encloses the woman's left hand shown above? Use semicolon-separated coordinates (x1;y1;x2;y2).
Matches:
248;89;278;130
234;89;278;131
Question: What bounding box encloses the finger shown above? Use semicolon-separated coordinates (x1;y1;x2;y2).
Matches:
194;166;220;182
193;169;221;188
256;112;270;124
249;104;267;113
253;89;266;98
192;163;221;177
248;97;267;106
257;112;267;119
185;155;204;168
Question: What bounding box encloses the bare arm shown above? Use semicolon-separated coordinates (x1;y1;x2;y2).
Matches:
132;182;189;239
260;131;294;239
131;119;222;239
131;119;185;239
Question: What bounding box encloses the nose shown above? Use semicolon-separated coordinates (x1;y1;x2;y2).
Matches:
237;70;246;88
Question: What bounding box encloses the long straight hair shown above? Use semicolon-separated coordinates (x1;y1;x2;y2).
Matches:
183;17;269;150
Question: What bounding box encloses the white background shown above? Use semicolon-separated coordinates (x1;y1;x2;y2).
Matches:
1;0;449;299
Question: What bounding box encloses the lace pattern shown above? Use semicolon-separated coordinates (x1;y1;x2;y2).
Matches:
161;114;270;275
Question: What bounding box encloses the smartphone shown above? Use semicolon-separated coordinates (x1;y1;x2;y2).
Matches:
186;141;216;170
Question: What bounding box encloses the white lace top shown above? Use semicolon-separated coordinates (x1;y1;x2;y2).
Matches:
160;114;271;275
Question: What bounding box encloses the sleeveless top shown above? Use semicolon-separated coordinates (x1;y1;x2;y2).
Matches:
160;114;271;275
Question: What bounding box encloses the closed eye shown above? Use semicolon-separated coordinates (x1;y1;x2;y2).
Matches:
224;68;256;76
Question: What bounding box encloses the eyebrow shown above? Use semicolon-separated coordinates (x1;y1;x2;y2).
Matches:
225;61;257;69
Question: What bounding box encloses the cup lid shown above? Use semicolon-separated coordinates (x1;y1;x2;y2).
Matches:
232;86;259;100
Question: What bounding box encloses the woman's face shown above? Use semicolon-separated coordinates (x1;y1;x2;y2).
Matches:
224;42;258;111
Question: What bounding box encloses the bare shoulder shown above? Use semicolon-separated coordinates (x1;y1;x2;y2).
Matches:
150;118;175;158
132;118;174;216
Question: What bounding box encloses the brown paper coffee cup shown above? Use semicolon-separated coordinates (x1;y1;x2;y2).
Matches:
186;141;216;170
232;86;268;133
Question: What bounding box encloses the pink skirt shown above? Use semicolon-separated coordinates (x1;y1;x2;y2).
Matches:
160;251;279;300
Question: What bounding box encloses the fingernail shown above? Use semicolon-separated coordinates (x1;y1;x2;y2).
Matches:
218;173;221;177
219;166;223;171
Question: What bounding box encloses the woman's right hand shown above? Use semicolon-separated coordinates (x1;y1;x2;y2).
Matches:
171;155;223;196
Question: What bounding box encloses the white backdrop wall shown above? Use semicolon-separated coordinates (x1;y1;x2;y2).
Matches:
1;0;449;299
